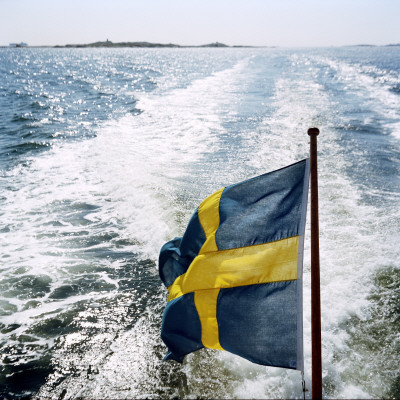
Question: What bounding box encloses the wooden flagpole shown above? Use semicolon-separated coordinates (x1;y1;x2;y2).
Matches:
308;127;322;399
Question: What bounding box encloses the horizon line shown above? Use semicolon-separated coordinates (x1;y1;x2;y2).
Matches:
2;40;400;49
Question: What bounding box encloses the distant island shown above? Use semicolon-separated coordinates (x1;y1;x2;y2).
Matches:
3;40;400;49
53;40;252;49
1;40;256;49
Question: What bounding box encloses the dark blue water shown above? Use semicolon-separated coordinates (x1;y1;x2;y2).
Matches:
0;47;399;399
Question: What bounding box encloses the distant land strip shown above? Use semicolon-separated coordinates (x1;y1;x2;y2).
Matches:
2;41;400;49
56;41;254;48
1;40;256;48
0;41;258;49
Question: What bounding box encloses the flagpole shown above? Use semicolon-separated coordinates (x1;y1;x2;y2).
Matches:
308;127;322;399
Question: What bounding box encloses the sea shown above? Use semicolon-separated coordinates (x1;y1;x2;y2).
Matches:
0;46;399;399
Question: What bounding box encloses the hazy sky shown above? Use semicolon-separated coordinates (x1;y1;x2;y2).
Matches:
1;0;399;47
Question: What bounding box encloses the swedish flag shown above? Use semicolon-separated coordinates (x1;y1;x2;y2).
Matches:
159;159;309;369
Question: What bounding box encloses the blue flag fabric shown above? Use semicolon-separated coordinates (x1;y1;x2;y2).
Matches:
159;159;309;370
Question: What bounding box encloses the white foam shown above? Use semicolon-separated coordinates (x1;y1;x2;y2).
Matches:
0;56;250;344
310;54;400;139
220;52;400;398
3;49;399;399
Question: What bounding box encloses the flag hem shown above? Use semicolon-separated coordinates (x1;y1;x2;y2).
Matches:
296;157;310;371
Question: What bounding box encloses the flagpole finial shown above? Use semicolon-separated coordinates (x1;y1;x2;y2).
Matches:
308;127;319;136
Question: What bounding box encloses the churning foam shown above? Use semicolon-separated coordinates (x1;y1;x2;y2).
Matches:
4;49;399;399
4;57;254;398
212;53;400;398
311;54;400;139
